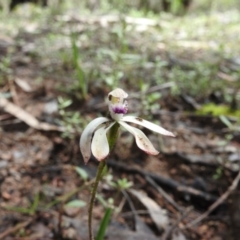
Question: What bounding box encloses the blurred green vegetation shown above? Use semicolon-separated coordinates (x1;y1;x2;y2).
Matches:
0;0;239;108
197;103;240;118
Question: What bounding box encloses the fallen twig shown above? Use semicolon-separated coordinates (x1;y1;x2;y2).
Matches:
122;190;157;235
107;160;218;203
60;15;159;27
186;168;240;228
8;78;19;105
0;97;64;131
131;82;175;99
0;218;33;239
162;206;193;240
145;175;183;212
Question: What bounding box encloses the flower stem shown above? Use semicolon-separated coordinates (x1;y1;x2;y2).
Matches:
88;122;120;240
107;122;120;150
88;160;106;240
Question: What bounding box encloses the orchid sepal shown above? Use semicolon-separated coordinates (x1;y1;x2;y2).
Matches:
119;121;159;155
91;122;115;161
122;115;175;137
80;117;110;164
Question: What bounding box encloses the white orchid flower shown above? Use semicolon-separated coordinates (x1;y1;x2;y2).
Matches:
80;88;175;164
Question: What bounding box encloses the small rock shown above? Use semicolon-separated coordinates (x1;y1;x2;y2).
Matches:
62;227;77;239
64;206;80;217
0;160;8;168
2;191;11;200
44;100;58;115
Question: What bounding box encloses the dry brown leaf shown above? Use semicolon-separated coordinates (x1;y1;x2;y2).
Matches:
14;78;33;92
0;97;64;132
128;189;169;231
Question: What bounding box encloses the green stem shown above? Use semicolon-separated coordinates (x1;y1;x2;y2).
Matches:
88;122;120;240
108;122;120;150
88;160;106;240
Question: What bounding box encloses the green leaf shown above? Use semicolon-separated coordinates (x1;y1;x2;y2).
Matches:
3;206;32;214
3;193;40;215
219;115;232;128
71;35;87;98
96;207;113;240
30;192;39;215
75;166;88;181
65;200;86;208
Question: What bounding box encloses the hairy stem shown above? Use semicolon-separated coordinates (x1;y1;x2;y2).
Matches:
88;160;106;240
88;122;120;240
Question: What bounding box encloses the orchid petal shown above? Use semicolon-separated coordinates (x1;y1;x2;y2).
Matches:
119;121;159;155
91;122;115;161
122;116;175;137
80;117;110;164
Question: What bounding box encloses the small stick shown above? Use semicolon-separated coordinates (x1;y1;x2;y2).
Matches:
8;77;19;105
145;176;183;212
186;169;240;228
107;160;218;203
88;160;106;240
0;218;33;239
162;206;193;240
121;190;138;226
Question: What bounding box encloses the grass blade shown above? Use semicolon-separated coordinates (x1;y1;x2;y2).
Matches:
96;207;113;240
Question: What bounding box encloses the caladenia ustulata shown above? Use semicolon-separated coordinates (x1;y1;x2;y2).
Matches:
80;88;175;163
79;88;175;240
